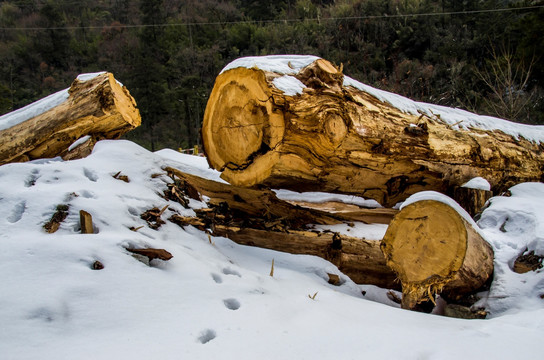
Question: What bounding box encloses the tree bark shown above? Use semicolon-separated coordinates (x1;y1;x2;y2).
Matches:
380;199;494;310
202;58;544;207
0;72;141;165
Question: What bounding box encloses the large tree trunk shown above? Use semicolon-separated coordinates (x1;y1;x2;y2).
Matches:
202;57;544;207
380;198;494;310
0;72;141;165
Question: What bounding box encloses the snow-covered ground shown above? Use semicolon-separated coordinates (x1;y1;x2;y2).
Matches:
1;140;543;359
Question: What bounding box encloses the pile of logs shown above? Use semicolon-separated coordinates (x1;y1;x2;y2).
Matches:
4;60;543;315
197;56;544;313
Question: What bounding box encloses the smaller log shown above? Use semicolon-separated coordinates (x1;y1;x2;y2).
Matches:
80;210;94;234
210;225;397;288
0;72;141;165
380;199;494;310
452;186;493;218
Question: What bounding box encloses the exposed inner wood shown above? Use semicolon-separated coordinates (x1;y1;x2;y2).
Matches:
202;58;544;207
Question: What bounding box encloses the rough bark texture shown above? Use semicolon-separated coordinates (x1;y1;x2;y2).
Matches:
202;58;544;207
0;72;141;165
380;200;494;309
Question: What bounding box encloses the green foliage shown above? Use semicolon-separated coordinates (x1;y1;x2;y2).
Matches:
0;0;543;150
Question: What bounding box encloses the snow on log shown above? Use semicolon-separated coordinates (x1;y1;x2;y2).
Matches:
202;55;544;207
380;194;494;310
0;72;141;165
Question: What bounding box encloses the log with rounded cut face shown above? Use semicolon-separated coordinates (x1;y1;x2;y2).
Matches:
381;199;494;309
202;56;544;207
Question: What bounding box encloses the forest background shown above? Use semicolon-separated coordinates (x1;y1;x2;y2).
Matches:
0;0;542;151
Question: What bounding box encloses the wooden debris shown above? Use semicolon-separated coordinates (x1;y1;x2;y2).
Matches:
92;260;104;270
140;206;168;230
327;273;340;285
126;248;173;261
43;204;69;233
513;251;544;273
80;210;94;234
112;171;130;183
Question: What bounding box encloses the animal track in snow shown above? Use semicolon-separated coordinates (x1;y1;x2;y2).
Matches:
80;190;96;199
211;273;223;284
222;267;241;277
223;298;241;310
8;200;26;223
197;329;216;344
83;168;98;182
25;169;40;187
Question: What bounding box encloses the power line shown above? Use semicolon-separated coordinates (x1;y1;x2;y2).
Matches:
0;4;543;31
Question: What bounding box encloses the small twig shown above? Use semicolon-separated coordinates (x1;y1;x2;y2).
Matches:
308;292;318;300
269;259;275;277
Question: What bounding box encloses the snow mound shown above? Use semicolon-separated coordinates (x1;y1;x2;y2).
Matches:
462;177;491;191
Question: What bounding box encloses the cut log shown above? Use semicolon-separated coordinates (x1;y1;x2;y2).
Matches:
0;72;141;165
202;56;544;207
165;166;398;288
380;199;494;310
452;186;493;218
212;225;397;288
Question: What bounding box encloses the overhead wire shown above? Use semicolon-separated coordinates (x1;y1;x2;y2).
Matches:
0;4;543;30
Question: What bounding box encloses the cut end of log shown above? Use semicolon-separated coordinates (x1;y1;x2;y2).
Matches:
202;67;284;179
381;199;493;309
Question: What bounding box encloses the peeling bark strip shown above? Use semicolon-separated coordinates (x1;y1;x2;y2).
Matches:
381;200;494;310
0;72;141;165
202;58;544;207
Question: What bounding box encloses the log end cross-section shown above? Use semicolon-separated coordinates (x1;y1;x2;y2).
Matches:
380;200;494;310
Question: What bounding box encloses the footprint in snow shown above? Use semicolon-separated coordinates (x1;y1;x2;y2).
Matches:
197;329;217;344
223;298;241;311
222;267;241;277
25;169;40;187
83;168;98;182
211;273;223;284
8;200;26;223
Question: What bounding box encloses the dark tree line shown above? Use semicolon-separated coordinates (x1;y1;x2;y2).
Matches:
1;0;542;151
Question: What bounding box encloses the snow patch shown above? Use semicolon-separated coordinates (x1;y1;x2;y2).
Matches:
272;75;306;96
220;54;320;74
462;177;491;191
220;55;544;144
68;135;92;152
